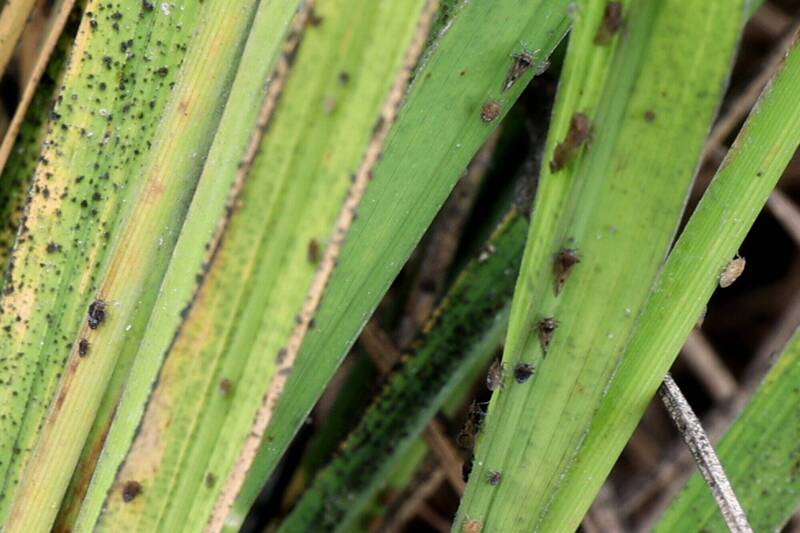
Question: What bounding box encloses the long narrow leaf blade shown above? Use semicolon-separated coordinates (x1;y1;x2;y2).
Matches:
548;27;800;530
83;1;431;530
455;1;747;530
231;1;571;521
64;1;303;529
0;2;261;529
281;211;526;532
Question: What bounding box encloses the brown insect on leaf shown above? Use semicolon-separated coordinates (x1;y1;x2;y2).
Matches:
487;470;502;486
87;299;107;329
537;317;559;353
308;8;323;27
719;256;746;288
480;101;502;123
78;338;90;357
121;480;142;502
463;519;483;533
549;113;592;172
554;247;581;295
308;239;321;264
469;400;486;429
503;50;536;91
457;402;485;448
486;358;505;391
594;2;624;45
513;362;535;383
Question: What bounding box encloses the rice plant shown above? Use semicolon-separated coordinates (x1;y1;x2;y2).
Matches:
0;0;798;531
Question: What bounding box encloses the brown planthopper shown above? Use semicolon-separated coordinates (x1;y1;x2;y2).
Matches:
554;247;580;295
550;113;592;172
503;50;535;91
594;2;624;45
537;317;559;353
457;401;486;449
486;358;505;391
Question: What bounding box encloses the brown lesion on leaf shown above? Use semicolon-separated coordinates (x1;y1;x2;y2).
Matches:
178;97;191;115
141;175;167;204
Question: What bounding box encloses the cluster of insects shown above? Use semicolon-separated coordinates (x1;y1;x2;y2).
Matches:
480;45;553;125
479;4;626;166
461;8;630;488
463;242;584;485
78;298;108;358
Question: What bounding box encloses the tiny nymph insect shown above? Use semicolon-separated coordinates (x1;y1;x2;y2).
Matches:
719;256;746;288
486;358;505;391
481;101;502;123
537;317;559;353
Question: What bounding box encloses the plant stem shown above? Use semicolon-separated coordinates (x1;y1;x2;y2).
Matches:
659;374;752;533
